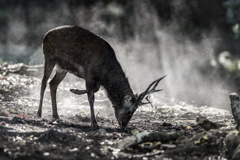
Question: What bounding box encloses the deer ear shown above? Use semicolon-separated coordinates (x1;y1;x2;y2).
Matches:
123;95;132;106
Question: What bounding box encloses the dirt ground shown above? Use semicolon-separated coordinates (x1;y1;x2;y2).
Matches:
0;70;234;160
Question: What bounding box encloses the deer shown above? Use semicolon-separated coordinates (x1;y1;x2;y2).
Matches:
37;25;166;129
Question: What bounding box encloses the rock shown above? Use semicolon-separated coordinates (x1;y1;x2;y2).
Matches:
226;130;240;160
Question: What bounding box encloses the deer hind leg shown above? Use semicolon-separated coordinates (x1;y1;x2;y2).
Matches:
49;71;67;120
86;80;100;128
37;59;56;117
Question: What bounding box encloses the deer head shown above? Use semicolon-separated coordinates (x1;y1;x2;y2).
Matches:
114;75;166;129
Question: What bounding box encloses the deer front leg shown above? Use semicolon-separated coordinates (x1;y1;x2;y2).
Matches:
86;80;100;128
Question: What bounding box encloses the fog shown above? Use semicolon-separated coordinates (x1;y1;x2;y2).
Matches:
1;1;234;110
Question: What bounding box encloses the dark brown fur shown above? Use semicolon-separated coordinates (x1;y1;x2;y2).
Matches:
37;26;136;128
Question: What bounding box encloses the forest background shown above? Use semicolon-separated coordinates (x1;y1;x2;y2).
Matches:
0;0;240;109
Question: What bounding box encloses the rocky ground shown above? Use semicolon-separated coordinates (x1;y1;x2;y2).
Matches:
0;64;235;160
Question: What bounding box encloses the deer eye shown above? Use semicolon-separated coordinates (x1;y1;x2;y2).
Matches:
127;111;132;115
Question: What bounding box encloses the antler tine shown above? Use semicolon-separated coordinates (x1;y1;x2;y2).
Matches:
136;75;167;105
139;95;154;107
145;76;166;94
130;75;166;112
142;77;161;95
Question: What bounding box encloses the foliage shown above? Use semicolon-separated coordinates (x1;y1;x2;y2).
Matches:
0;0;238;64
131;129;139;135
223;0;240;39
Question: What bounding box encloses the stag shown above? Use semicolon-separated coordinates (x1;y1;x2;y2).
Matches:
37;25;165;129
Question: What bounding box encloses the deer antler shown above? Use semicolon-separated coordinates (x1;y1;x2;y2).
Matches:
131;75;166;111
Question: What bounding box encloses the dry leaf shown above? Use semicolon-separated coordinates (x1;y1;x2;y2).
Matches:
18;114;24;118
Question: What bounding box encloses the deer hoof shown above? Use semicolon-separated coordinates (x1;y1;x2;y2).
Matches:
52;114;59;120
37;111;42;118
92;123;99;129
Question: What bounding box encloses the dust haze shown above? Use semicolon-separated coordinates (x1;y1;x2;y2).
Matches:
2;1;233;116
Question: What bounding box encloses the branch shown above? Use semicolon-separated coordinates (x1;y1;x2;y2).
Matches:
229;92;240;130
117;132;179;150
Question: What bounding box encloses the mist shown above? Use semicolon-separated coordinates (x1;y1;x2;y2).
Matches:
113;21;230;109
0;1;235;111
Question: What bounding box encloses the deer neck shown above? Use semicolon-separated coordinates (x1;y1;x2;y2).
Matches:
102;69;134;108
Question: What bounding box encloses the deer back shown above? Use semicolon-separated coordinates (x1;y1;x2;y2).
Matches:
43;25;134;106
43;26;119;80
